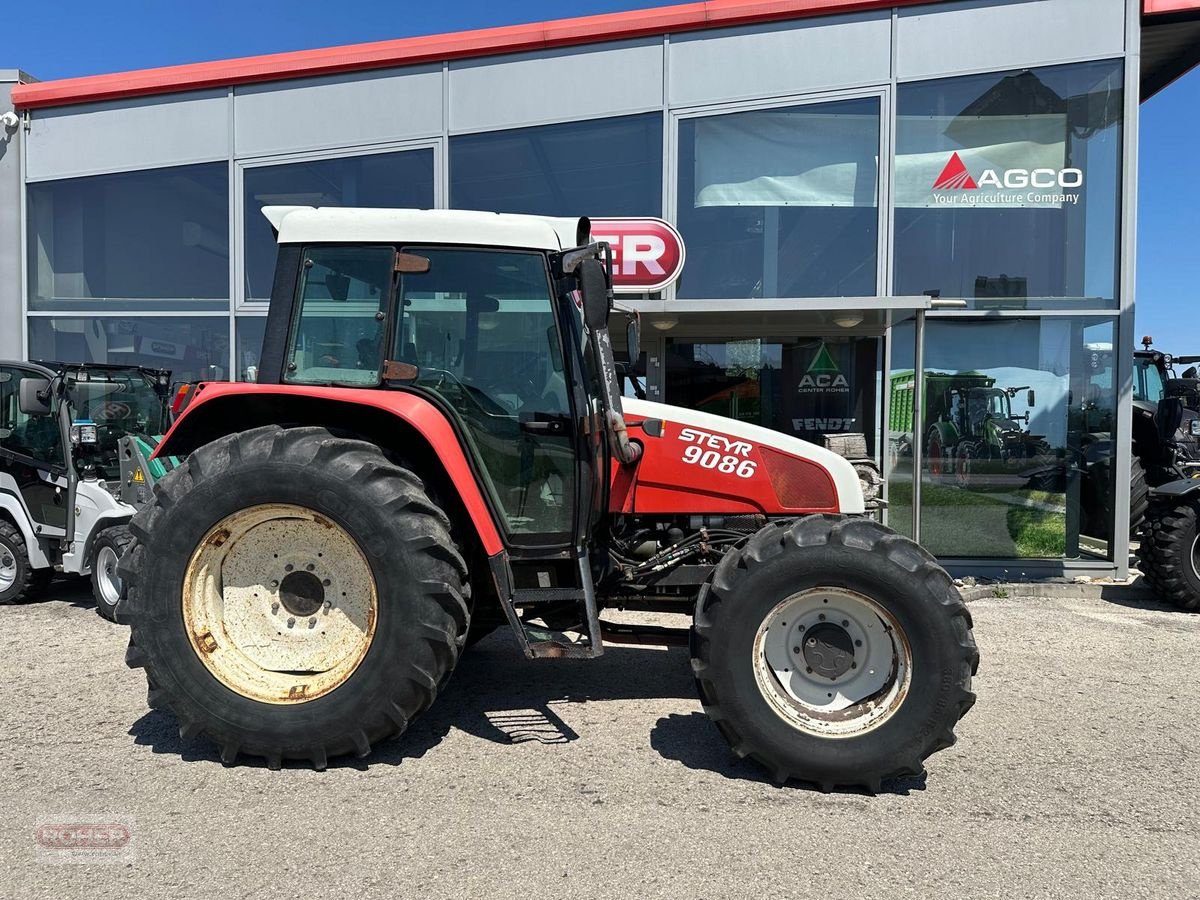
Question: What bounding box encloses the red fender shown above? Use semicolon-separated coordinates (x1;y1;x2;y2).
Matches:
154;382;505;556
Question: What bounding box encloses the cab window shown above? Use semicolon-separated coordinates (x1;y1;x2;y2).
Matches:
284;246;394;386
0;368;64;466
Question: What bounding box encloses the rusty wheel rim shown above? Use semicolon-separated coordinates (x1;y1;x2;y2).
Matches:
182;504;378;704
753;588;912;738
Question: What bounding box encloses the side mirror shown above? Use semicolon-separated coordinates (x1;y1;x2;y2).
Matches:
625;313;641;365
1027;389;1036;407
19;378;51;416
577;258;611;331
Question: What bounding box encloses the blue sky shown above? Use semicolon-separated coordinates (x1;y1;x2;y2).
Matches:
7;0;1198;351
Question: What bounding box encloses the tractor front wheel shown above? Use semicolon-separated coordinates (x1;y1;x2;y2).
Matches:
1137;499;1200;612
119;425;471;768
91;525;133;622
691;515;979;792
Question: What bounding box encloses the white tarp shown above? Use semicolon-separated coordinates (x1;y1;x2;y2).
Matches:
693;112;1070;211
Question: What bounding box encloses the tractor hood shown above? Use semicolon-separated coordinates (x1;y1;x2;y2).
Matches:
616;398;865;516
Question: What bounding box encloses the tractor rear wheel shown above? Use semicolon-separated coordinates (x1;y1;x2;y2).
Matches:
119;425;470;768
691;515;979;792
1137;499;1200;612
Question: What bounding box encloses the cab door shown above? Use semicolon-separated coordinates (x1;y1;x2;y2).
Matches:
0;366;69;531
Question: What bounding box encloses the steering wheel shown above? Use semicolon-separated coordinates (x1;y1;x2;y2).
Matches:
418;368;512;418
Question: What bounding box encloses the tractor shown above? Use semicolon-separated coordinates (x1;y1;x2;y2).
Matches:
0;361;173;619
118;207;978;790
1132;340;1200;611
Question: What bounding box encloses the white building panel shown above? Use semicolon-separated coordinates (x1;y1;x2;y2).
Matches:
25;91;230;180
897;0;1127;81
234;66;443;157
449;40;664;134
668;14;892;107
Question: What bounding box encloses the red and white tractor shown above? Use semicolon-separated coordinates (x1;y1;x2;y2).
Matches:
118;207;978;791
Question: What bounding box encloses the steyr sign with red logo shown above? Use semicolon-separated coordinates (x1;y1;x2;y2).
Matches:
590;218;686;294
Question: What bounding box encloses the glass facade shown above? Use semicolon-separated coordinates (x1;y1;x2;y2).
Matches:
27;163;229;311
29;316;231;384
888;317;1117;559
676;97;880;299
17;44;1131;567
894;61;1123;307
243;149;435;301
665;337;879;451
450;114;663;217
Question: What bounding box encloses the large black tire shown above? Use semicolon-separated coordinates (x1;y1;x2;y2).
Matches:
119;425;471;768
0;520;51;604
1137;500;1200;612
1129;457;1149;533
691;516;979;792
91;525;134;622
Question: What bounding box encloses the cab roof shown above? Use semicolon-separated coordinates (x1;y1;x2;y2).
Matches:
262;206;589;253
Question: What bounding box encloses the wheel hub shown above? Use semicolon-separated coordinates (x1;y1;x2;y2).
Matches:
802;623;855;680
182;504;378;705
279;570;325;617
753;588;911;738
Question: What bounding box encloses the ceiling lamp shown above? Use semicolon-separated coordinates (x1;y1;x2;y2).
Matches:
833;313;864;329
650;316;679;331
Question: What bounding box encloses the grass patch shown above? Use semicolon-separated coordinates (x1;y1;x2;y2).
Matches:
888;478;1066;558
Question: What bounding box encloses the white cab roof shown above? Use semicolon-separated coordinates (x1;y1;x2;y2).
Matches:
262;206;588;252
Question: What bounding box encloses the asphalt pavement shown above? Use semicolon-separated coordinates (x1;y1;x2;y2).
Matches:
2;579;1197;900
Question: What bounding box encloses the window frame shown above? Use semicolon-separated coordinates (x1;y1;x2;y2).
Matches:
668;85;891;304
234;139;444;312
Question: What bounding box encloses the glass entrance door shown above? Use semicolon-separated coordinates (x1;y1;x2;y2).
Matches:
663;336;879;452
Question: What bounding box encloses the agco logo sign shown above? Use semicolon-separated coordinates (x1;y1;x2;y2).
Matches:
590;218;685;294
932;152;1083;205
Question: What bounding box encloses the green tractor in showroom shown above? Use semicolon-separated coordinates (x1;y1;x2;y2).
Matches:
0;361;174;619
117;206;978;790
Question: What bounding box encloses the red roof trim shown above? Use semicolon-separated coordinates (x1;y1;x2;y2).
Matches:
11;0;936;110
1144;0;1200;14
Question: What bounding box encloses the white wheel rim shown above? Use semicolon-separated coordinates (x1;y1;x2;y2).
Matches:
182;504;378;705
96;545;123;607
0;541;16;593
753;588;912;738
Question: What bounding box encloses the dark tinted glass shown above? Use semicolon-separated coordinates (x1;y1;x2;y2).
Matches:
244;150;434;301
450;113;662;217
27;164;229;311
894;60;1122;307
29;316;231;385
676;97;880;299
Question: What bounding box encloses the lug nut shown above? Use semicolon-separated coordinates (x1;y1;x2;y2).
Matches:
841;620;849;628
818;613;826;621
287;617;295;628
322;579;331;587
308;617;317;628
271;602;280;614
805;667;813;674
306;563;315;572
323;601;332;611
270;579;279;588
851;662;858;669
284;564;294;572
792;646;801;655
855;639;863;647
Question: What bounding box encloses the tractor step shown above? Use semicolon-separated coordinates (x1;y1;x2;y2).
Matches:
493;553;604;659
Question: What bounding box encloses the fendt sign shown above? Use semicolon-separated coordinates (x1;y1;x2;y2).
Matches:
590;218;686;294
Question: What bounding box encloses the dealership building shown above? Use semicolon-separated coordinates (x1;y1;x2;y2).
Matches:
2;0;1199;577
